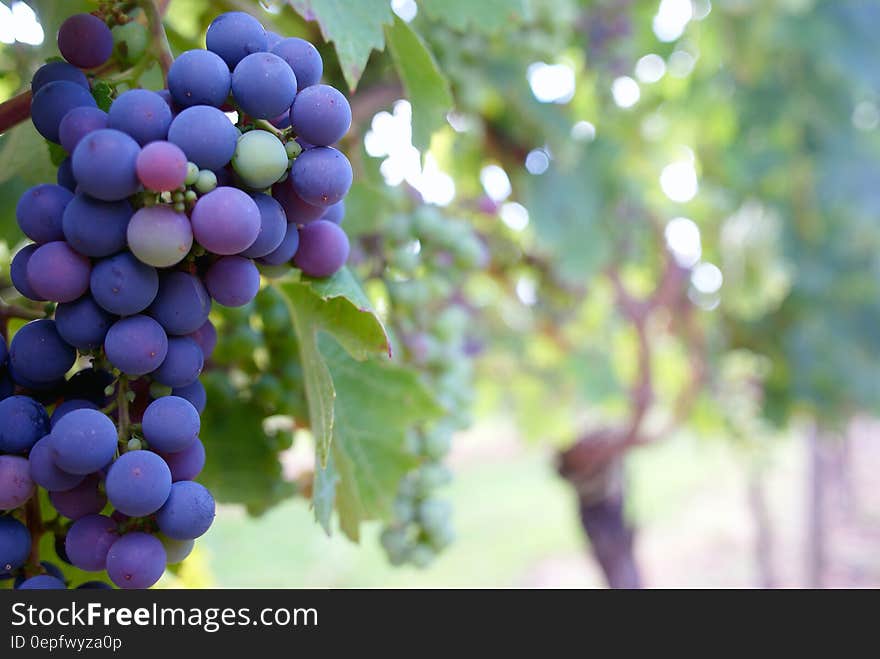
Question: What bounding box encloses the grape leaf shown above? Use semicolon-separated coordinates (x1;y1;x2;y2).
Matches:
316;338;442;540
422;0;532;34
278;268;390;469
287;0;393;91
385;17;453;153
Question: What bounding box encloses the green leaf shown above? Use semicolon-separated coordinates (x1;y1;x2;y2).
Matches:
278;268;390;468
318;338;442;540
422;0;531;34
92;81;114;113
287;0;393;91
385;17;453;152
0;122;55;186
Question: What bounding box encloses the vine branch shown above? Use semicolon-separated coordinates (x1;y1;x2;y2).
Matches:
0;90;32;135
138;0;173;84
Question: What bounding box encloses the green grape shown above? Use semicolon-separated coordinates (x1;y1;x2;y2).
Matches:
416;464;453;495
195;170;217;194
257;262;291;280
423;429;452;460
232;130;289;190
426;522;455;551
391;496;416;524
380;527;411;557
418;499;452;533
149;382;173;399
112;21;148;66
408;543;437;568
184;162;200;186
284;140;302;159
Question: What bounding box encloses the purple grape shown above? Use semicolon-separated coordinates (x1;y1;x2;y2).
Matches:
156;481;215;540
55;296;114;350
14;561;65;588
293;220;349;278
51;399;100;429
321;200;345;224
71;129;141;201
155;89;176;112
9;320;77;385
232;52;297;119
65;514;118;571
266;31;283;49
168;49;231;108
0;456;35;509
10;245;44;301
58;14;113;69
31;80;97;143
258;221;299;266
90;251;159;316
76;581;112;589
187;321;217;359
150;337;204;388
108;89;173;146
127;205;193;268
171;381;207;416
191;186;260;255
167;105;238;170
135;141;188;191
16;575;66;590
0;516;30;573
16;184;72;243
206;12;268;68
49;475;107;520
29;435;85;492
26;241;91;303
241;193;287;258
290;84;351;146
104;315;168;376
57;157;77;191
141;396;200;453
31;61;89;94
160;437;206;482
271;37;323;91
0;403;38;457
59;106;109;153
291;146;352;207
205;256;260;307
271;176;324;224
50;409;117;475
105;451;172;517
148;272;211;336
62;194;132;257
106;532;166;589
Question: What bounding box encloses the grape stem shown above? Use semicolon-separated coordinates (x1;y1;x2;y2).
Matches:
137;0;173;85
0;302;45;322
0;90;32;135
254;119;287;138
24;495;43;575
116;376;132;445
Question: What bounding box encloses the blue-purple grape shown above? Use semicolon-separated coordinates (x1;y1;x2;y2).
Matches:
150;337;203;388
31;80;97;143
0;516;31;573
62;194;132;257
160;535;195;564
29;435;84;492
50;408;117;476
293;219;350;278
321;200;345;225
0;395;49;454
258;221;299;266
71;129;141;201
241;193;287;258
206;12;268;68
16;575;66;590
16;184;72;244
141;396;200;453
271;37;322;91
147;272;211;335
232;52;297;119
90;251;159;316
59;106;108;153
156;481;215;540
10;245;44;301
0;455;35;509
168;49;231;108
191;186;260;255
9;320;76;385
291;146;352;207
106;532;166;589
55;295;114;350
50;399;100;429
49;474;107;520
205;256;260;307
57;157;77;191
57;14;113;69
108;89;173;146
160;436;205;481
272;176;325;224
31;61;89;94
105;451;172;517
65;514;118;572
167;105;238;170
104;315;168;376
187;321;217;359
26;241;91;303
290;84;351;146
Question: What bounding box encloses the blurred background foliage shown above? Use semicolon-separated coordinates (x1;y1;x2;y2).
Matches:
2;0;880;587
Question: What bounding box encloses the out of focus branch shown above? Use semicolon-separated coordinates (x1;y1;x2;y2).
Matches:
0;91;31;135
138;0;173;84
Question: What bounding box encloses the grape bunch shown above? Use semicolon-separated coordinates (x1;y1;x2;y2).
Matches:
1;9;352;589
375;207;485;567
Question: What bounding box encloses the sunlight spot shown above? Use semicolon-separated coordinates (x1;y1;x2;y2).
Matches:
635;54;666;83
525;149;550;175
571;120;596;142
852;101;879;131
668;50;696;78
480;164;512;202
527;62;576;104
653;0;692;42
692;262;723;294
391;0;417;22
500;202;529;231
612;76;640;108
660;160;698;202
664;217;701;267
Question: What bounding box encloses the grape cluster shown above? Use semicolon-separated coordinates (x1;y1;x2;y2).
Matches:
1;10;352;588
377;208;484;567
